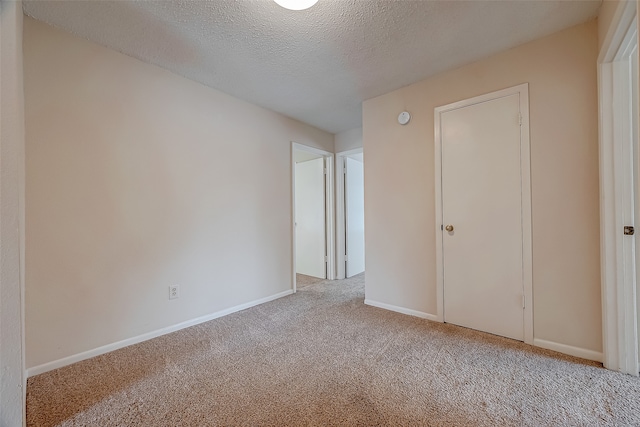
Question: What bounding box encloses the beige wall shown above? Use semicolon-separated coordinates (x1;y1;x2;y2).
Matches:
24;17;334;369
335;127;363;152
363;21;602;353
1;1;26;423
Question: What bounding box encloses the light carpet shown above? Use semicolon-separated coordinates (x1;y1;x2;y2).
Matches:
296;273;325;289
27;274;640;426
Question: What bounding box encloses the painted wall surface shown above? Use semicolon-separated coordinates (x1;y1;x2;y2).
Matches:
363;22;602;353
23;17;334;369
0;1;25;425
334;127;363;152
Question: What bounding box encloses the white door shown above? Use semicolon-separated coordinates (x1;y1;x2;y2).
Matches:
632;42;640;370
345;157;365;277
441;93;524;341
295;158;326;278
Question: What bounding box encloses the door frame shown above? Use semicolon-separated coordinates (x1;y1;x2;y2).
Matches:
598;0;639;376
291;142;335;292
434;83;533;345
336;148;364;279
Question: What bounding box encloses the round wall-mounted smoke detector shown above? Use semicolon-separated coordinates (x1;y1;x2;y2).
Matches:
398;111;411;125
274;0;318;10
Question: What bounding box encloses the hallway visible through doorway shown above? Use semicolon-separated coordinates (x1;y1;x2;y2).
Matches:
291;142;335;292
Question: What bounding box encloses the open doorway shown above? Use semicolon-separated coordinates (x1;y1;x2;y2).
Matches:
336;148;365;279
292;143;334;292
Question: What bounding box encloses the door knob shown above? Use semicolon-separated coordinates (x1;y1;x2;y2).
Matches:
445;225;454;232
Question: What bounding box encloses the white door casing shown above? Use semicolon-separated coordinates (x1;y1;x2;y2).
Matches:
345;156;365;277
598;0;639;376
291;143;335;291
335;148;363;280
634;42;640;373
629;25;640;374
435;83;533;344
295;157;326;279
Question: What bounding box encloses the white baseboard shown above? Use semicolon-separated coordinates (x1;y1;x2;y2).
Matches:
363;302;603;363
533;338;603;362
26;289;294;378
364;299;439;322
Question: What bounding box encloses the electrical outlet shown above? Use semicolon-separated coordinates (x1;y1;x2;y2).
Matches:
169;285;180;300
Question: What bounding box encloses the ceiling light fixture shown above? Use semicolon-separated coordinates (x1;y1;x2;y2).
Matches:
273;0;318;11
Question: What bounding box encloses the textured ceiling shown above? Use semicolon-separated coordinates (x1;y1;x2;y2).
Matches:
23;0;602;134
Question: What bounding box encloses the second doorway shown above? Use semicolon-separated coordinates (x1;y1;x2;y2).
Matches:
337;149;365;279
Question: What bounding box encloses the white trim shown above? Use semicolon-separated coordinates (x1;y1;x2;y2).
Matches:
1;2;27;424
598;0;639;375
520;87;533;345
598;1;637;64
533;339;603;363
434;110;444;322
336;156;346;279
326;156;336;281
434;83;533;345
364;299;439;322
600;60;620;371
291;143;336;292
335;148;364;280
26;289;293;377
291;145;297;292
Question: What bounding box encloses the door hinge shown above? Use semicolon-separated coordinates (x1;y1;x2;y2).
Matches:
325;256;328;262
522;295;526;309
324;168;327;175
518;113;522;126
345;255;348;261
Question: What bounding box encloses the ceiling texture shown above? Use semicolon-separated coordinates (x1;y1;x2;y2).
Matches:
23;0;602;134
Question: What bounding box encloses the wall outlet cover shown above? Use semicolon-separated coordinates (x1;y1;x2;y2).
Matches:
169;285;180;300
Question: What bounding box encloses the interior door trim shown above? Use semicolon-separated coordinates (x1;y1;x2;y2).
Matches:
336;148;364;280
598;0;639;375
291;142;335;292
434;83;533;345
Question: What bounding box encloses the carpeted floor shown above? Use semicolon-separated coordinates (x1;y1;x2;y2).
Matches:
296;273;325;289
27;274;640;426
